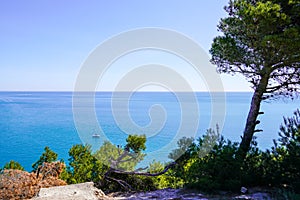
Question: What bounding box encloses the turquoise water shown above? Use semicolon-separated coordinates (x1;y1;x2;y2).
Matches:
0;92;299;171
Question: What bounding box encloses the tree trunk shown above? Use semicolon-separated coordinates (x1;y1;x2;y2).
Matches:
238;74;269;161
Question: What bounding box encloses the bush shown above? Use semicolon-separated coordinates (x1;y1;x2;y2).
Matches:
239;110;300;193
62;135;156;192
4;110;299;194
3;160;24;171
276;109;300;193
94;140;145;171
32;146;58;172
186;136;241;192
166;110;300;194
168;129;242;192
94;134;158;192
148;160;184;189
62;144;104;184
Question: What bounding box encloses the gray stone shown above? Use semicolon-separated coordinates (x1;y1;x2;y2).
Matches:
234;192;271;200
31;182;273;200
241;187;248;194
32;182;109;200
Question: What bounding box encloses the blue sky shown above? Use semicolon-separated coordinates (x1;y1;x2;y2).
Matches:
0;0;251;91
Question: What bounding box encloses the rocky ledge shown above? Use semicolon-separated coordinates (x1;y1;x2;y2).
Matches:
32;182;272;200
0;166;272;200
0;162;66;200
32;182;109;200
111;188;272;200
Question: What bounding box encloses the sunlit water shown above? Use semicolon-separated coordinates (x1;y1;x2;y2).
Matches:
0;92;298;170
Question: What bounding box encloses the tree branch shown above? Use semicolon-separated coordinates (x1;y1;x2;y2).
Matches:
133;166;148;172
111;162;176;177
106;176;133;191
266;80;300;93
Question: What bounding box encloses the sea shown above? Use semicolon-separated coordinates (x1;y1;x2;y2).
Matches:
0;92;299;171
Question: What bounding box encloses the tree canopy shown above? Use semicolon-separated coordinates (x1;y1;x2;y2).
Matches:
3;160;24;171
210;0;300;158
32;146;58;172
211;0;300;97
63;144;103;184
94;140;145;171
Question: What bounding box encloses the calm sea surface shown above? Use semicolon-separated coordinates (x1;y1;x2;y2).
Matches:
0;92;299;170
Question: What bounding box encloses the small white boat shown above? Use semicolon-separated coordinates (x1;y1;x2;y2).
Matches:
92;133;100;138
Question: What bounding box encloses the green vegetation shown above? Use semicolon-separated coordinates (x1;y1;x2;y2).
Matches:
32;146;58;172
94;135;146;171
168;109;300;194
1;109;300;195
95;134;158;192
210;0;300;160
2;160;24;171
61;144;104;184
1;1;299;195
147;160;180;189
59;134;157;192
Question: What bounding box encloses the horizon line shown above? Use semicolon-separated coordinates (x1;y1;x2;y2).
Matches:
0;90;253;93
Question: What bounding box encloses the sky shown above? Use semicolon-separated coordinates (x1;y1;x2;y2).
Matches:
0;0;252;92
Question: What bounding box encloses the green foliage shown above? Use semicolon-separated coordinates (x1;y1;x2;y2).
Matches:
62;135;149;191
125;134;146;153
241;138;278;187
168;137;194;161
3;109;300;194
97;134;152;192
32;146;58;171
148;160;184;189
239;109;300;192
167;130;228;191
210;0;300;97
62;144;104;184
198;127;220;158
166;114;300;193
210;0;300;173
168;136;197;182
99;173;156;192
94;140;145;171
187;137;241;192
6;113;296;194
60;134;150;191
94;141;125;169
276;109;300;192
3;160;24;171
271;188;300;200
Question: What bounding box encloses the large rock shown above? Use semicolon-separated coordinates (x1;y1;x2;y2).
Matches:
234;192;272;200
32;182;108;200
0;162;67;200
0;169;39;200
112;188;207;200
111;188;273;200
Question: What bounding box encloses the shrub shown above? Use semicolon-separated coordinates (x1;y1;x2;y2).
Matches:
3;160;24;171
148;160;184;189
32;146;58;172
62;144;104;184
276;109;300;193
169;110;300;193
241;110;300;192
186;136;241;192
168;129;242;192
